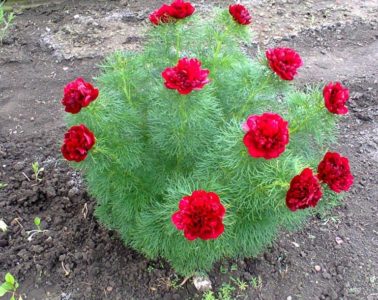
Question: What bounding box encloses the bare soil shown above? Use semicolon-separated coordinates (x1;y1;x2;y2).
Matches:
0;1;377;299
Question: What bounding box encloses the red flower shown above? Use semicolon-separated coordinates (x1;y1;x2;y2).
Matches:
266;48;303;81
323;82;350;115
61;124;96;162
149;4;172;25
286;168;323;211
169;0;195;19
61;78;99;114
243;113;289;159
149;0;195;25
317;152;354;193
172;190;225;241
162;58;210;94
229;4;252;25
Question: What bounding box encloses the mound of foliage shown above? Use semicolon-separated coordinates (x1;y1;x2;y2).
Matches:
60;1;353;276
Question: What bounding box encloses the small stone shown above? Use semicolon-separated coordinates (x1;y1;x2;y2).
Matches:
287;296;292;300
59;254;66;262
45;186;56;198
329;290;338;300
0;240;9;247
14;161;25;171
68;187;79;198
193;274;212;292
172;294;181;300
31;245;44;254
0;220;8;232
315;265;321;272
335;236;344;245
292;241;300;248
106;286;113;292
243;272;253;281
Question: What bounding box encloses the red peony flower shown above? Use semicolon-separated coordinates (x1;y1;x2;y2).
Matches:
149;4;172;25
149;0;195;25
266;48;303;81
229;4;252;25
61;124;96;162
61;78;99;114
286;168;323;211
162;57;210;94
317;152;354;193
168;0;195;19
243;113;289;159
323;82;350;115
172;190;225;241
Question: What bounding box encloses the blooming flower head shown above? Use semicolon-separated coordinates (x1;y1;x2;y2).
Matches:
266;48;303;81
162;57;210;94
323;82;350;115
61;78;99;114
169;0;195;19
229;4;252;25
317;152;354;193
61;124;96;162
149;0;195;25
172;190;225;241
286;168;323;211
149;4;172;25
243;113;289;159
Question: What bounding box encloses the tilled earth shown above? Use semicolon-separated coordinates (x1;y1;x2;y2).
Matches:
0;1;377;299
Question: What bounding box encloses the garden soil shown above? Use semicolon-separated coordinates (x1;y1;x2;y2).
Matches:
0;0;377;299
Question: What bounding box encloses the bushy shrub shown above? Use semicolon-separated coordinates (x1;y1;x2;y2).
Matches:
60;1;353;276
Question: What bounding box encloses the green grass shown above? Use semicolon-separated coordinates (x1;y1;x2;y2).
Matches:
0;3;15;43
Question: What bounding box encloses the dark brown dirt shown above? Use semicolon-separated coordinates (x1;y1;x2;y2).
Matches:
0;1;377;300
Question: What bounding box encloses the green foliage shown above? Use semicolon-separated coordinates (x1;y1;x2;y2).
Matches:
34;217;41;231
0;4;15;44
230;277;248;291
0;273;22;300
203;291;216;300
250;275;263;290
218;283;235;300
31;162;44;182
66;8;343;275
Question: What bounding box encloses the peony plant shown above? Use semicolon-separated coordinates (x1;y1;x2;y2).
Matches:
60;1;353;276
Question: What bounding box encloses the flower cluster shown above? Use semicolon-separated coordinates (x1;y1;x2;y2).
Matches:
172;190;226;240
162;58;210;95
149;0;195;25
60;1;354;245
60;78;98;162
243;113;289;159
286;151;353;211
